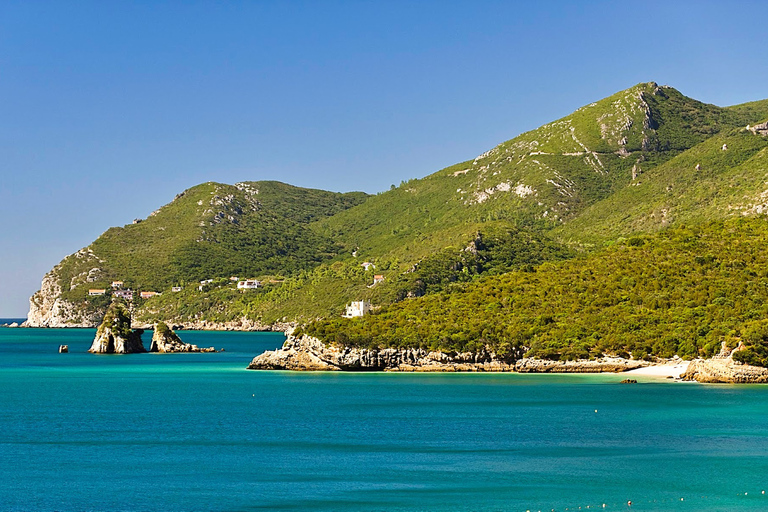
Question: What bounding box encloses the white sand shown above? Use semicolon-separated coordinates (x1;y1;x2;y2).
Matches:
624;361;690;379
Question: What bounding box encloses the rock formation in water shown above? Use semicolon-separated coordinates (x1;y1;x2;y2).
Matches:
88;302;146;354
149;322;215;353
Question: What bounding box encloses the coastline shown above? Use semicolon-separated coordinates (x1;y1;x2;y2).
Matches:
246;335;768;383
19;318;295;333
624;361;690;379
246;334;687;375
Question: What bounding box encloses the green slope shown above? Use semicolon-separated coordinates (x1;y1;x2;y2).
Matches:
34;82;768;337
557;127;768;243
302;217;768;362
56;181;368;302
319;83;768;264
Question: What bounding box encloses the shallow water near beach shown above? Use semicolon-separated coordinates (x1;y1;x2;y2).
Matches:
2;327;768;512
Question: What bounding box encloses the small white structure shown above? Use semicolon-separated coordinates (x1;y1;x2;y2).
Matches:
198;279;214;291
113;289;133;300
171;286;183;292
722;143;728;151
237;279;260;290
111;281;124;289
695;163;702;171
88;289;106;296
140;291;159;299
343;301;371;318
373;274;385;285
361;262;375;271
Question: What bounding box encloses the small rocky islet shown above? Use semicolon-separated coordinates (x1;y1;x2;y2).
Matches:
88;303;216;354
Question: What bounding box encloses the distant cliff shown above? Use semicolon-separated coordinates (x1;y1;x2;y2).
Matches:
25;263;104;328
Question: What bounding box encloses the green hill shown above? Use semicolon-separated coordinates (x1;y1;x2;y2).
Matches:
27;82;768;343
51;181;368;304
301;217;768;363
318;83;768;262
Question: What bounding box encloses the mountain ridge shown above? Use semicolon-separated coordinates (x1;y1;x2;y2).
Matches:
25;82;768;333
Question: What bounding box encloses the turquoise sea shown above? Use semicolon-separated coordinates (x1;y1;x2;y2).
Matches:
2;326;768;512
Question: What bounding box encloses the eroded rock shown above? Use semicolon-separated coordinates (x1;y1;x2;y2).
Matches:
149;322;215;353
88;302;146;354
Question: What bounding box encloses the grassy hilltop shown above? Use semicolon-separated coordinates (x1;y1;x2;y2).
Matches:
30;82;768;361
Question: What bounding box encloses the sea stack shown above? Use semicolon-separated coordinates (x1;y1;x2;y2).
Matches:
88;301;146;354
149;321;215;352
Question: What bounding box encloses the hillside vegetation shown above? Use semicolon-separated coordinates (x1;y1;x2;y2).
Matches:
54;181;368;304
29;82;768;364
302;218;768;363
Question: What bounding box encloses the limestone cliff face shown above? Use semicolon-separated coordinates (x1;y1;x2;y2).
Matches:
25;267;103;328
514;357;648;373
248;335;517;372
681;341;768;383
149;322;215;353
682;357;768;383
248;335;652;373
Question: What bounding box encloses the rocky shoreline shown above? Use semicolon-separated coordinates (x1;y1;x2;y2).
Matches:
682;357;768;383
248;335;768;382
246;335;652;373
22;315;294;333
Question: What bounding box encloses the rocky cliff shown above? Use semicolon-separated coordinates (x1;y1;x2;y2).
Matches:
682;357;768;383
514;357;648;373
149;322;215;353
247;335;650;372
247;335;516;371
88;302;146;354
680;341;768;383
25;267;104;328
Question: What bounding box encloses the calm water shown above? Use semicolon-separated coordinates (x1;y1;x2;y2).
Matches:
1;328;768;512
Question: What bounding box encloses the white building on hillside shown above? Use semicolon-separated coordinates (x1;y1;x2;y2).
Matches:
237;279;260;290
343;301;371;318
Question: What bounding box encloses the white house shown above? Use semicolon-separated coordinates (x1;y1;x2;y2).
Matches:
237;279;260;290
88;289;106;296
361;262;375;271
113;289;133;300
343;301;371;318
373;274;385;285
171;286;182;292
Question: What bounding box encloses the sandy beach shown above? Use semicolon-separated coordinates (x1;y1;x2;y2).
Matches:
625;361;690;379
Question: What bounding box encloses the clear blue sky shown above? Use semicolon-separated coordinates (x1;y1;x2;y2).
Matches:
2;0;767;317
